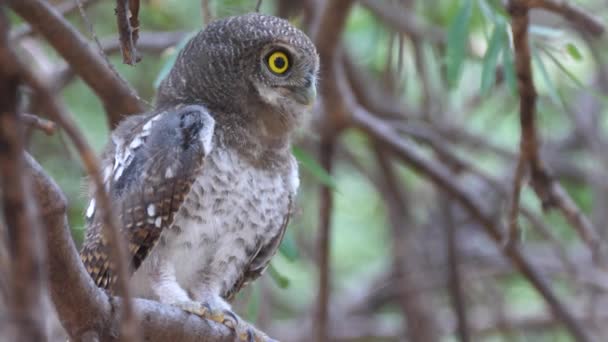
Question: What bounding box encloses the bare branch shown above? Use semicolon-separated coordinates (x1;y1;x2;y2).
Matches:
528;0;605;37
24;153;234;341
9;0;146;127
4;33;140;341
509;0;606;266
442;200;471;342
374;146;441;342
350;104;594;342
115;0;141;65
20;113;56;136
0;9;47;339
10;0;99;41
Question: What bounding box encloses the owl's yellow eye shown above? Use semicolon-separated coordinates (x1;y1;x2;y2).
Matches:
267;51;290;74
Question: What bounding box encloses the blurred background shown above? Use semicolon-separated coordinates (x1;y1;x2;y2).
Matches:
7;0;608;341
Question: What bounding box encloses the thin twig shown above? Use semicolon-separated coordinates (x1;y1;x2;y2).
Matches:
528;0;605;37
443;199;471;342
374;145;441;342
316;137;335;342
115;0;141;65
350;103;594;342
509;0;606;267
9;0;145;127
20;113;56;136
76;0;150;112
10;0;99;41
256;0;263;12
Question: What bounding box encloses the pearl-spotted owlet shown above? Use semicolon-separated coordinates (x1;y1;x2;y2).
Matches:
80;13;318;341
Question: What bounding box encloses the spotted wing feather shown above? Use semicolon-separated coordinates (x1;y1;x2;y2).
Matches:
80;105;215;292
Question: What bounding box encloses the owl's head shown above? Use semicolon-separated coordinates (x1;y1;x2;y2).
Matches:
156;13;319;137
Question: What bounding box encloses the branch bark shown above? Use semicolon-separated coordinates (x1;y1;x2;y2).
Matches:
24;153;234;341
0;9;46;341
9;0;146;127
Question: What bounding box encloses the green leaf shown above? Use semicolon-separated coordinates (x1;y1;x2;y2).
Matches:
480;21;506;95
154;32;196;89
278;228;299;261
292;146;337;190
565;43;583;61
268;264;290;289
532;48;561;105
485;0;510;20
446;0;473;87
542;47;585;88
529;25;563;39
502;45;517;94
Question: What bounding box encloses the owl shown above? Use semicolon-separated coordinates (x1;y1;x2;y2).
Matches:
80;13;318;341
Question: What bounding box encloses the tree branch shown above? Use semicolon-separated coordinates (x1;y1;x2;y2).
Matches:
24;153;233;341
0;9;46;340
115;0;141;65
528;0;604;37
9;0;146;127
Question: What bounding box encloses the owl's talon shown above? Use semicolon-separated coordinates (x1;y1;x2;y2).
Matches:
174;301;276;342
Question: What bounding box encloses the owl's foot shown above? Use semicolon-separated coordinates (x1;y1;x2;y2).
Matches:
174;301;278;342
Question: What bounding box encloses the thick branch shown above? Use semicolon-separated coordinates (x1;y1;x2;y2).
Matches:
9;0;145;126
24;154;233;341
5;31;139;341
0;10;46;340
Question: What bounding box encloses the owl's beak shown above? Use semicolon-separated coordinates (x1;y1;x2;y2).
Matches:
291;84;317;106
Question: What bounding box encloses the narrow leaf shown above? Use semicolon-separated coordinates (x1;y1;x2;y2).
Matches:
292;146;337;190
446;0;473;87
480;21;506;94
532;48;561;105
543;48;585;88
502;45;517;94
268;264;290;289
565;43;583;61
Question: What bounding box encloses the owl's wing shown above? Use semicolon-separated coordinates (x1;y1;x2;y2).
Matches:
80;105;215;291
224;196;293;301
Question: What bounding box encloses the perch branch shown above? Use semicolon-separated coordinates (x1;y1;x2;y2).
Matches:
24;153;233;342
5;36;139;341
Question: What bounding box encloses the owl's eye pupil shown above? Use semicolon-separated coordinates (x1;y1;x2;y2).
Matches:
274;57;285;69
267;50;290;75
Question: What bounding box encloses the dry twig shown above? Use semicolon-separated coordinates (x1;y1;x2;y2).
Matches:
115;0;141;65
20;113;56;136
9;0;145;127
508;0;606;266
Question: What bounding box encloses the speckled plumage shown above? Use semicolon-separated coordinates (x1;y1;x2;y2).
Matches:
79;14;318;338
